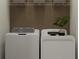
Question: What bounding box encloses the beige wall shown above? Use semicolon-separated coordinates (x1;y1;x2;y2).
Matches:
70;0;78;59
0;0;9;59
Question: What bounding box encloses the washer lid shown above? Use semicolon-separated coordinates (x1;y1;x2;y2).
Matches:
41;29;67;36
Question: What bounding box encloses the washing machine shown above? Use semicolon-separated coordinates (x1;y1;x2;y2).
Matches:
5;29;39;59
41;29;75;59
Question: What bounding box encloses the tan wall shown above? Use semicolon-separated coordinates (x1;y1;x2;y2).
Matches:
70;0;78;58
0;0;9;59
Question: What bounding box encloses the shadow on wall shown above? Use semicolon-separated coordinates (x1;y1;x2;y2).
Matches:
1;40;5;59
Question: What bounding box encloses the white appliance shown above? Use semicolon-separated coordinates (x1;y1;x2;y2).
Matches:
5;29;39;59
41;29;75;59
